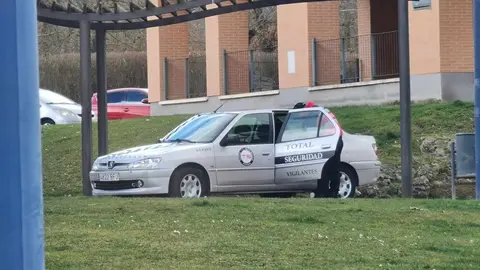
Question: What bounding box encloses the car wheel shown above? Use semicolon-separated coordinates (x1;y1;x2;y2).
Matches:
312;163;357;199
338;164;357;199
169;167;208;198
259;192;296;198
41;118;55;126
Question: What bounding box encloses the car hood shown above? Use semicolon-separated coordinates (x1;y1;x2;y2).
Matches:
49;103;82;114
97;142;206;163
49;103;96;116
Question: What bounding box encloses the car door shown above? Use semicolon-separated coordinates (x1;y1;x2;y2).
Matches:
106;91;127;120
213;112;275;187
274;108;341;185
124;90;149;119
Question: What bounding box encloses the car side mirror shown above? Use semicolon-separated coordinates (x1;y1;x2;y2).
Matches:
141;98;149;104
220;135;239;147
220;136;235;147
219;137;229;147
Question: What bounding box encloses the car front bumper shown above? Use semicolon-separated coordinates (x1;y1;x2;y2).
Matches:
55;115;82;125
89;168;173;196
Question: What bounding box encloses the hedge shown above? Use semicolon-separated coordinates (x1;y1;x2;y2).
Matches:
39;51;148;102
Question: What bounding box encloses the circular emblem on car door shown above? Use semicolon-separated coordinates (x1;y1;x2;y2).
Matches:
238;147;254;166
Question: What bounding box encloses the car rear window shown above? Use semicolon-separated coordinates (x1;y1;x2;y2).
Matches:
318;114;336;137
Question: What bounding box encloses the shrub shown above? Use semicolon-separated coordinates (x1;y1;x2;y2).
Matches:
39;51;148;102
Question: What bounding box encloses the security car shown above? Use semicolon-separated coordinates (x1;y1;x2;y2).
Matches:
90;107;381;199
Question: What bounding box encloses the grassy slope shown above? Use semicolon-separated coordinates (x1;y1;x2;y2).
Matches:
43;102;479;269
42;101;474;197
45;197;480;269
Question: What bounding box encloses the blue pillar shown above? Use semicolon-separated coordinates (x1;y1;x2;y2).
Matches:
0;0;45;269
475;0;480;200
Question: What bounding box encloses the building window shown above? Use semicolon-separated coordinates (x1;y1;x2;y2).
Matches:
413;0;431;10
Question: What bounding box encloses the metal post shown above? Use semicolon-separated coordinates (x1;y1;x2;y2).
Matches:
370;35;376;80
450;142;457;200
96;28;108;156
249;49;255;92
355;58;360;82
163;57;168;100
398;0;413;198
80;20;93;196
0;0;44;268
311;38;317;87
185;58;190;98
222;49;228;95
474;0;480;200
341;38;346;83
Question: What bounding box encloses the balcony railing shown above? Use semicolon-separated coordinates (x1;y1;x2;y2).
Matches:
163;55;207;100
163;50;278;100
162;32;399;99
312;31;399;86
223;49;279;95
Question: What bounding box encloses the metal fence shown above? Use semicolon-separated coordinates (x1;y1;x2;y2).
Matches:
224;49;279;95
163;55;207;100
312;31;399;86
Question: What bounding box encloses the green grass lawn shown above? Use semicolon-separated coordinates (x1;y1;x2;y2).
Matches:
45;197;480;269
41;101;479;269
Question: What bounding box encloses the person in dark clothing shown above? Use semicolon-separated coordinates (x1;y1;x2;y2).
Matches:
317;135;343;198
293;101;316;109
292;101;344;198
293;102;306;109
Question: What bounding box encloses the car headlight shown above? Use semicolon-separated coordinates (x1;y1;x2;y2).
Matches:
128;158;162;170
54;108;77;117
92;160;99;170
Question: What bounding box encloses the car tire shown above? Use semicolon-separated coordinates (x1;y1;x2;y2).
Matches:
41;118;55;126
338;163;358;199
313;163;358;199
169;167;209;198
259;192;296;198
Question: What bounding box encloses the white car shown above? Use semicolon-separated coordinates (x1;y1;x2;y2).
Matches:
90;107;381;199
39;88;97;125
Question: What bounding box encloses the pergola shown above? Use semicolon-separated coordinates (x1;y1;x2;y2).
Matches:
1;0;432;266
37;0;414;197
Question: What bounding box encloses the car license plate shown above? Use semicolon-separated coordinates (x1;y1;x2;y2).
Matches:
99;172;120;181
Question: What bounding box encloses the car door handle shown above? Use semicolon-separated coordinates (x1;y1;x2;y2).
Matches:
321;144;331;149
262;152;271;156
123;108;129;112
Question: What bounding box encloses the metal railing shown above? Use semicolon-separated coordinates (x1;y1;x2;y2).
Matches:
163;55;207;100
312;31;399;86
223;49;279;95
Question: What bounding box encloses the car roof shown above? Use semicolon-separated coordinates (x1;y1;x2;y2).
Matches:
107;88;148;92
202;107;326;115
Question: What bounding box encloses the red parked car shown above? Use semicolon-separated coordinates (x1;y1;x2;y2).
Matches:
92;88;150;120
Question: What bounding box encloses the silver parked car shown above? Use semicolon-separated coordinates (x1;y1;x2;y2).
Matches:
90;107;381;199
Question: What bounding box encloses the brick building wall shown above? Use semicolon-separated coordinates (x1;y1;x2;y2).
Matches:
408;0;473;75
205;2;249;96
277;2;340;88
308;1;341;86
439;0;473;73
408;0;441;75
146;0;188;101
357;0;372;81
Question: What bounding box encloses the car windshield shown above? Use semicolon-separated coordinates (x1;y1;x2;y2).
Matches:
163;113;237;143
40;89;76;105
